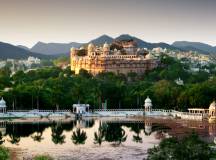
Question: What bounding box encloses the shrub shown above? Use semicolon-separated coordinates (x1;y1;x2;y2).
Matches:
33;155;54;160
0;146;10;160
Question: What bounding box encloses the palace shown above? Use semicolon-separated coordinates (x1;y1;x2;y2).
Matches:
70;40;159;75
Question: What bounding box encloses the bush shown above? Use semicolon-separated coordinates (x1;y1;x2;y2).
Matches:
147;133;212;160
0;146;10;160
33;155;54;160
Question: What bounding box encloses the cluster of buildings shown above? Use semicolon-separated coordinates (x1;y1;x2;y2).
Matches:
70;40;159;75
0;57;41;73
165;51;215;73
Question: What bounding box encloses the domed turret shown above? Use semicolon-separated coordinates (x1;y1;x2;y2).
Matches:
88;43;95;56
70;47;77;56
103;42;110;55
144;96;152;112
0;97;7;113
209;101;216;123
145;53;155;59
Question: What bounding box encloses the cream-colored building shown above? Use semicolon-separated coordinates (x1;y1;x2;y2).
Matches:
70;42;159;75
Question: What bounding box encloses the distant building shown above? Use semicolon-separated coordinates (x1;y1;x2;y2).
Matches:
70;41;159;75
175;78;184;85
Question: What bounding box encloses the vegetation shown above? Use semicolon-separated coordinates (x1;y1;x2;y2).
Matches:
33;154;53;160
0;146;10;160
147;133;215;160
0;55;215;110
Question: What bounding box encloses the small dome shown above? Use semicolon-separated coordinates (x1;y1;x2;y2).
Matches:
209;101;216;110
145;96;152;103
103;42;110;48
79;46;85;50
88;43;95;50
70;47;76;52
0;98;6;108
145;53;155;59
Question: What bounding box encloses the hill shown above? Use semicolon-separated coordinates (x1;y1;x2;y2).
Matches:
31;42;83;55
89;34;113;46
0;42;50;59
172;41;216;54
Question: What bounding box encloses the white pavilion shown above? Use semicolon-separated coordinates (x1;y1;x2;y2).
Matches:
0;98;7;113
144;96;152;112
72;104;90;115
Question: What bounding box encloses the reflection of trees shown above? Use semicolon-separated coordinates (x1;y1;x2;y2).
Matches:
31;132;44;142
71;128;87;145
131;123;142;143
0;132;5;145
51;123;65;145
104;123;127;146
94;122;105;146
7;134;20;145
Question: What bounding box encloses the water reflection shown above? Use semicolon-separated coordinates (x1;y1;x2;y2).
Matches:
72;128;87;145
0;118;216;159
51;123;66;144
94;122;105;146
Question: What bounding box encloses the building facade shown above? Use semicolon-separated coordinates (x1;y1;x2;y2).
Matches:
70;41;159;75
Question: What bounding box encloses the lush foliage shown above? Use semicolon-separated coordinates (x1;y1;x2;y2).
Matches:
0;146;10;160
147;133;214;160
0;55;216;110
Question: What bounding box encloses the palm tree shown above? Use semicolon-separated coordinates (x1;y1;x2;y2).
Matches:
71;128;87;145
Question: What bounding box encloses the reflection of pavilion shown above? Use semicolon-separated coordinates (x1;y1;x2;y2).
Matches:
75;119;94;129
0;121;6;135
144;120;152;135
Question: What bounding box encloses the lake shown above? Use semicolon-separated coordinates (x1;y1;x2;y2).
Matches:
1;117;216;160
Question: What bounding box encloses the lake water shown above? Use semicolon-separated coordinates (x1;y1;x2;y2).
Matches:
1;117;216;160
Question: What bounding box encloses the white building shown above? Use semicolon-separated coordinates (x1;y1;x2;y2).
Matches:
72;104;90;114
0;98;7;113
144;96;152;112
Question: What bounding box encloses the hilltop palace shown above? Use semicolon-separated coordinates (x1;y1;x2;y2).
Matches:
70;40;159;75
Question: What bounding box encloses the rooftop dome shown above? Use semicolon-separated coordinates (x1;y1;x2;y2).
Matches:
88;43;95;50
145;96;152;103
103;42;110;48
0;98;6;108
145;53;155;59
79;46;85;50
209;101;216;110
70;47;76;52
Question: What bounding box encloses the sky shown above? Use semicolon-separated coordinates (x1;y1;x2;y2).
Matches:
0;0;215;48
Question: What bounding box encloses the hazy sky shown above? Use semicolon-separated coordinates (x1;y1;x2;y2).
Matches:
0;0;215;47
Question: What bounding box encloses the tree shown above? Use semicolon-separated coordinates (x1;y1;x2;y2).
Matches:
147;133;213;160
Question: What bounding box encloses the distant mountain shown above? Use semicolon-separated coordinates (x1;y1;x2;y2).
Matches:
172;41;216;54
0;42;50;59
17;45;29;51
89;34;113;46
31;42;83;55
115;34;178;50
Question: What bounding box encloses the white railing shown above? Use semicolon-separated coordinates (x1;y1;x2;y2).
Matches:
7;110;71;113
94;109;144;112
